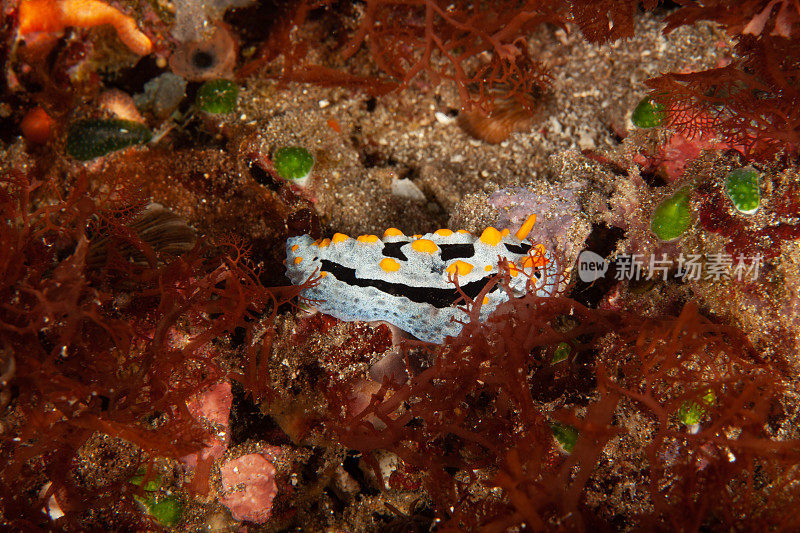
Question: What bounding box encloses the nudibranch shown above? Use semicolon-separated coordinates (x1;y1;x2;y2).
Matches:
285;215;560;343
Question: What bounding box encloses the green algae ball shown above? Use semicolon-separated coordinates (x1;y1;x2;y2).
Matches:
147;497;184;526
196;79;239;114
651;186;693;242
550;422;578;453
273;146;314;183
632;96;665;128
66;119;152;161
724;166;761;215
677;390;716;427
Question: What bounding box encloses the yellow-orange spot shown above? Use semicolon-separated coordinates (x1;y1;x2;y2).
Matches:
319;238;331;248
501;228;510;237
434;229;454;237
485;265;493;272
319;271;328;277
445;261;474;276
293;257;303;265
291;244;299;252
515;214;537;241
413;234;422;239
411;239;438;253
383;227;404;238
332;233;349;244
508;263;520;277
482;296;490;306
457;229;470;234
357;234;380;244
479;227;502;246
19;0;153;56
379;258;400;272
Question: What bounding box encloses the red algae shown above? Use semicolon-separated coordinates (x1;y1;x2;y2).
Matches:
3;0;800;530
0;171;295;526
319;293;799;530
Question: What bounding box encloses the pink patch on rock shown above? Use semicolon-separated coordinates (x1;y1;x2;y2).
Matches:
187;381;233;429
182;438;227;469
182;381;233;468
219;454;278;524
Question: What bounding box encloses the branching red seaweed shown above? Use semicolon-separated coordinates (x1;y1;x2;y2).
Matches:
0;170;295;528
320;291;800;529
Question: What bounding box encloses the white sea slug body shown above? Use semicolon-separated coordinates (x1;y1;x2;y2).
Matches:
285;215;560;343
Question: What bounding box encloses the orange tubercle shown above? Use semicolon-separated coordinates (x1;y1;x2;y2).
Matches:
19;0;152;56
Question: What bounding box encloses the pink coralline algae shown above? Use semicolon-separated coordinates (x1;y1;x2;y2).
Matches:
182;381;232;469
489;186;585;260
186;381;233;429
219;454;278;524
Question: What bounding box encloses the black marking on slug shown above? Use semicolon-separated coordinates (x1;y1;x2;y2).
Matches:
382;241;409;261
503;242;532;255
439;243;476;261
320;259;488;308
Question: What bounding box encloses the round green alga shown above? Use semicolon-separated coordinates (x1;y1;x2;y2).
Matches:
273;146;315;185
724;166;761;215
196;79;239;114
632;95;665;128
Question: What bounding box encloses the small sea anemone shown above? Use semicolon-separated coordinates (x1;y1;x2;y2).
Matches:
169;24;237;81
458;98;536;144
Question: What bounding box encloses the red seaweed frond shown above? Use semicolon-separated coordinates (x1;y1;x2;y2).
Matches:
323;288;799;529
244;0;566;110
570;0;660;43
664;0;800;38
647;34;800;160
0;170;285;527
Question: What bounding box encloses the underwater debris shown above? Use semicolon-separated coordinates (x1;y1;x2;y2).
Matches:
134;73;188;119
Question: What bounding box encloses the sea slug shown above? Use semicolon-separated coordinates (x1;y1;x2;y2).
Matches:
285;215;560;343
